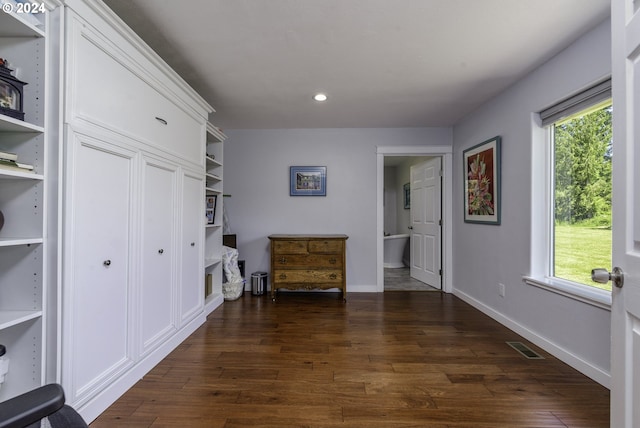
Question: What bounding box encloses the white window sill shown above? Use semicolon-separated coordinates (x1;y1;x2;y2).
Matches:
522;276;611;310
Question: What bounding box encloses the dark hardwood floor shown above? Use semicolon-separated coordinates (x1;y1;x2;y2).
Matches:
91;292;610;427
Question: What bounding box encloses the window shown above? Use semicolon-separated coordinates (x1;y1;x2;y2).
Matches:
550;101;612;290
532;78;612;297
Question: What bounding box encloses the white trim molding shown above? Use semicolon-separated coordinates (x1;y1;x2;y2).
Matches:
523;276;611;310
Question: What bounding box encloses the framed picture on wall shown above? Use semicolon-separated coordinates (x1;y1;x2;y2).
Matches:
463;136;501;225
290;166;327;196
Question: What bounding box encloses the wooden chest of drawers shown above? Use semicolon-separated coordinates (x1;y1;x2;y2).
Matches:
269;234;348;301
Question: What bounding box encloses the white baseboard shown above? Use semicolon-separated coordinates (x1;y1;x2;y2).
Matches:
204;293;224;315
271;285;379;293
384;262;405;268
346;284;377;293
453;289;610;388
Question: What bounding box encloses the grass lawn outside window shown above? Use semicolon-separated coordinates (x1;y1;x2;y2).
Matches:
554;224;612;291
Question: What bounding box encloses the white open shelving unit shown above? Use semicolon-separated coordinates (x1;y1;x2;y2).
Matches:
0;2;60;401
204;122;226;314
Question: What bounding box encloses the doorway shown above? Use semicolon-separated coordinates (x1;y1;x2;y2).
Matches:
383;155;437;291
376;146;453;293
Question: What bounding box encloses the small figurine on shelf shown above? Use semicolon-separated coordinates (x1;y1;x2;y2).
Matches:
0;58;28;121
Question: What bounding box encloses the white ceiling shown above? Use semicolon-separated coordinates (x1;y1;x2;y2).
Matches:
103;0;610;130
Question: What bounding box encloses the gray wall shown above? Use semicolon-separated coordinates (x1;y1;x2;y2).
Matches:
224;128;451;290
452;19;611;385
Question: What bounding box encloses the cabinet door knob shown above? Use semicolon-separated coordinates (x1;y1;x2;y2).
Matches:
329;273;337;280
279;257;287;264
190;242;195;247
103;260;111;266
279;273;287;280
158;249;164;254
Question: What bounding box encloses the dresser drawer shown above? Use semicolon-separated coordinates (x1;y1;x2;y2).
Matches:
274;254;342;269
308;240;343;254
273;269;343;284
272;240;309;254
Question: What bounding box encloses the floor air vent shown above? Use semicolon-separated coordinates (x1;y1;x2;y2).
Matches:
506;341;545;359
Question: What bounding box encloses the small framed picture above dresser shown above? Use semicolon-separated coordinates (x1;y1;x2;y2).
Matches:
290;166;326;196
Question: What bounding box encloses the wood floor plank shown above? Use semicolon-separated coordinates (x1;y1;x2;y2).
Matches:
90;291;609;427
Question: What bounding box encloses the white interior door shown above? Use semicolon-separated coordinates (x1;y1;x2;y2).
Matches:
610;1;640;426
409;157;442;289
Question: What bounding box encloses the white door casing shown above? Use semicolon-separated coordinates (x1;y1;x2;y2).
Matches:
611;0;640;426
375;146;453;294
410;157;442;289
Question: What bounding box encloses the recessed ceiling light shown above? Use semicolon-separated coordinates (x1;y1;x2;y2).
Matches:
313;93;328;102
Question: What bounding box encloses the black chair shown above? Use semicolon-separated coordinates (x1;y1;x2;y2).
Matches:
0;384;87;428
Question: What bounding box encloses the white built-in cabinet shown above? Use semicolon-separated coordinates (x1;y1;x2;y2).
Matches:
59;0;214;422
205;123;226;312
0;0;219;420
0;1;61;402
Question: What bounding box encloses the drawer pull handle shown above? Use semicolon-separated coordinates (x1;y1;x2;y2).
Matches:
329;258;337;264
155;117;168;125
103;259;111;267
158;249;164;254
279;257;287;264
329;273;337;280
190;242;195;247
279;273;287;280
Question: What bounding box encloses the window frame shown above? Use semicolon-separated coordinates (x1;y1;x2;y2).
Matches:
524;82;612;310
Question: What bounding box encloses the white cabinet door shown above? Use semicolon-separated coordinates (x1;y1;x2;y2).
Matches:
63;132;136;405
139;156;177;355
180;171;204;325
66;10;204;166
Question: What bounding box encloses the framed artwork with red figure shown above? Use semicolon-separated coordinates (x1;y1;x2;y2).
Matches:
463;136;501;225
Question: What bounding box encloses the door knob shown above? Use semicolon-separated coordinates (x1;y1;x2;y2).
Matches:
591;267;624;288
